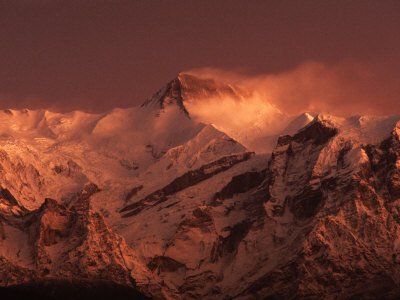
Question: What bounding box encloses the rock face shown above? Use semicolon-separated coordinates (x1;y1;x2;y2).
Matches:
123;115;400;299
228;117;400;299
0;183;157;297
120;152;253;218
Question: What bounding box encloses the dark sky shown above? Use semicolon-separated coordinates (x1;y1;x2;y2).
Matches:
0;0;399;112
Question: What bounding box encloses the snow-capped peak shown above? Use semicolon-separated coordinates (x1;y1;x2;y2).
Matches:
281;112;315;135
140;73;248;117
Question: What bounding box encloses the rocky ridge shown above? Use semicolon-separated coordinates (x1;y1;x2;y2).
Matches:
0;183;162;298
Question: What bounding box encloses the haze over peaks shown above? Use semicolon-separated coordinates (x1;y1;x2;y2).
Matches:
142;73;291;152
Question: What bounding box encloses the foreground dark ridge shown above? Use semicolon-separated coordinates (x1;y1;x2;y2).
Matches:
0;278;151;300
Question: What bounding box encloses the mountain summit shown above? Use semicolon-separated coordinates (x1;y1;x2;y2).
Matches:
141;73;246;116
142;73;295;152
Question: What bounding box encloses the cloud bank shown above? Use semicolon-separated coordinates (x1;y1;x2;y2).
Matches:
187;59;400;117
0;59;398;119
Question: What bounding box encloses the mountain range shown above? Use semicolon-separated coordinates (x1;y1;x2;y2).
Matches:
1;73;400;299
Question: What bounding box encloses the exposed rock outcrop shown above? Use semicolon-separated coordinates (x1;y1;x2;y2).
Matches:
0;184;158;298
139;116;400;299
120;152;253;218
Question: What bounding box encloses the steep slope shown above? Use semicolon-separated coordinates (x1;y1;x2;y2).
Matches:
228;115;400;299
126;124;247;202
281;112;315;135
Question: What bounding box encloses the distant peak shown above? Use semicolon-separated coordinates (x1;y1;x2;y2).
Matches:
312;113;344;128
281;112;315;136
141;73;189;116
141;73;247;116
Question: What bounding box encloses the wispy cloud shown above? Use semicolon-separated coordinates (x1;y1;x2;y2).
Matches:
187;59;400;117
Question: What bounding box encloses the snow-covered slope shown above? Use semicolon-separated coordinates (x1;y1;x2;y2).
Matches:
0;98;206;210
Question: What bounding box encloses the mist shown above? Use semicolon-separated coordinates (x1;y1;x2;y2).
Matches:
0;59;399;120
188;59;400;118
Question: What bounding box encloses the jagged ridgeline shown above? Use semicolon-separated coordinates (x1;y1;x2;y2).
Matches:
1;74;400;299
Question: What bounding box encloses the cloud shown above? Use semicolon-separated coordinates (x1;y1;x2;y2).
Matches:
187;59;400;117
1;59;398;119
